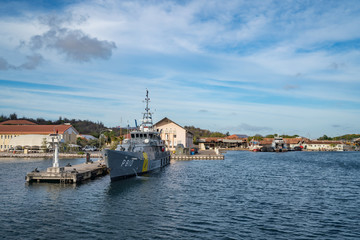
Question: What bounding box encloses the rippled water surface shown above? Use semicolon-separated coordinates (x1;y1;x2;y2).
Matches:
1;151;360;239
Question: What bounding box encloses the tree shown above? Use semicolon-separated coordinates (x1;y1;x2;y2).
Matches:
10;113;17;120
77;137;88;148
0;114;7;122
318;135;332;140
265;134;275;138
210;132;226;137
248;135;263;141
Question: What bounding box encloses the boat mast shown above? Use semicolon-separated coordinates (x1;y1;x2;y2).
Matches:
141;89;153;131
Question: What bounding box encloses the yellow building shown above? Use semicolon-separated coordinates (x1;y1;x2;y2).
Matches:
154;117;194;151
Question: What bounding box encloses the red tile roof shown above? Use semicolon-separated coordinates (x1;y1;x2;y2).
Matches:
0;125;75;134
260;138;273;144
0;120;36;125
305;140;343;145
284;138;304;144
226;134;238;139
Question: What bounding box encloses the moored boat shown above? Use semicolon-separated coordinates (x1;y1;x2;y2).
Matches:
104;90;171;181
249;139;262;152
271;136;288;152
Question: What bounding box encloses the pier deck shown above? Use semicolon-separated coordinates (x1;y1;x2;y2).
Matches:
26;160;108;184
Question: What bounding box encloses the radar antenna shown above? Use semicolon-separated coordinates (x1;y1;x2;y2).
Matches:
141;89;153;131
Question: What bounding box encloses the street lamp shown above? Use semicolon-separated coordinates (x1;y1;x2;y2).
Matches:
99;129;112;150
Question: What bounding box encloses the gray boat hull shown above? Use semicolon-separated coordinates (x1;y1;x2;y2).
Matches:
104;149;171;181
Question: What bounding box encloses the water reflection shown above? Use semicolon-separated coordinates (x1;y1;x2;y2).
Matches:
26;182;77;190
1;152;360;239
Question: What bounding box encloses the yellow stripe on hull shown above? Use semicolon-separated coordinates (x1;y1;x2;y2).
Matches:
142;152;149;172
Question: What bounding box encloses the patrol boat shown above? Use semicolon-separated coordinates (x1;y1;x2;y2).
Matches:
104;90;171;181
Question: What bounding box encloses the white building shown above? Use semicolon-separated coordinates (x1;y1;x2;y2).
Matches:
0;123;79;152
154;117;194;151
303;140;352;151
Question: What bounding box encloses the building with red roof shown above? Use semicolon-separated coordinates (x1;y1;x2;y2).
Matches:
0;124;79;152
154;117;194;151
198;135;248;150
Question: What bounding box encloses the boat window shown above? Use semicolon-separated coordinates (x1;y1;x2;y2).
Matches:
149;133;153;138
136;134;139;138
131;134;135;138
140;134;144;138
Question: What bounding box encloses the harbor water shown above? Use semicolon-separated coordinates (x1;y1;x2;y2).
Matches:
1;151;360;239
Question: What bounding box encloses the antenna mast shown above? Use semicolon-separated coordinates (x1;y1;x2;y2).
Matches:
141;89;153;130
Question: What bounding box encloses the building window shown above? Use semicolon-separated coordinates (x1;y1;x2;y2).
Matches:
174;135;176;138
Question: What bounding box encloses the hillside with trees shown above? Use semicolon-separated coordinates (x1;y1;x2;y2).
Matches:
2;113;359;142
184;126;228;138
319;134;360;141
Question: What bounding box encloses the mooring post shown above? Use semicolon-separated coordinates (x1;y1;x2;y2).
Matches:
53;139;59;168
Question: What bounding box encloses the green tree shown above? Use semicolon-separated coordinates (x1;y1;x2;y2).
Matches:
77;137;88;148
265;134;275;138
210;132;226;137
10;113;17;120
248;135;263;141
318;135;332;140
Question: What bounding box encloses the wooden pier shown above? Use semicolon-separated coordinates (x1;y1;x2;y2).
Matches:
26;160;108;184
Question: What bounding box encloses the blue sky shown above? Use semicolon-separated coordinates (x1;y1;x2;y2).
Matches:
0;0;359;138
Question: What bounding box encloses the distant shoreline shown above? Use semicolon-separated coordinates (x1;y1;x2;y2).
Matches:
0;152;102;159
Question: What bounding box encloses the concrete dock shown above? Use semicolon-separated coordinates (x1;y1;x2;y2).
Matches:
26;160;108;184
171;154;224;160
171;150;224;161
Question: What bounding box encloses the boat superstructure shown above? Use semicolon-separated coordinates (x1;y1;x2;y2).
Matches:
249;138;262;152
271;136;288;152
104;90;170;181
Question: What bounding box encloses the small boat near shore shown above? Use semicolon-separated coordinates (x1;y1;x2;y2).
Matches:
249;139;262;152
271;136;288;152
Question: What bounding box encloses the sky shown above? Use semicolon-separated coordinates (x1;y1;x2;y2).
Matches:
0;0;359;138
